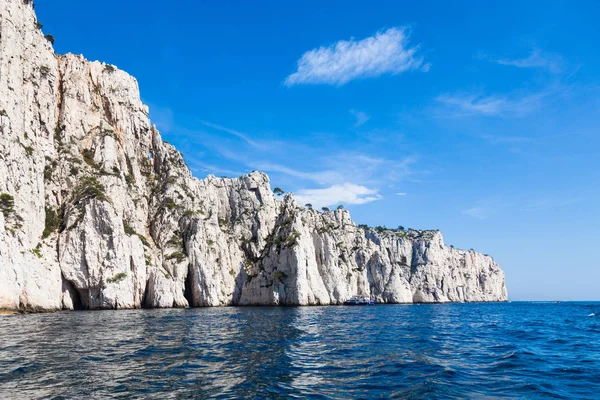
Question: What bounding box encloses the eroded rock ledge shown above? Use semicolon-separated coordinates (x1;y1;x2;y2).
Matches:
0;0;507;312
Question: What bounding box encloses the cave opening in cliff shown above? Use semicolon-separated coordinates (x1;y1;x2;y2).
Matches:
62;279;84;310
72;289;85;310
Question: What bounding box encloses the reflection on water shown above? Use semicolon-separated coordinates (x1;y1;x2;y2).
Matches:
1;303;599;398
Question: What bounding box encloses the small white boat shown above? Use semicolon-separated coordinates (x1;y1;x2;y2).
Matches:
343;296;375;306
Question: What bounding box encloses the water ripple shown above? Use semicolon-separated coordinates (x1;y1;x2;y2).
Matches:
0;303;599;399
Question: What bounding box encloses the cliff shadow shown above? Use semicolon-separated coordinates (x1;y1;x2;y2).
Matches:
231;262;246;305
184;262;194;306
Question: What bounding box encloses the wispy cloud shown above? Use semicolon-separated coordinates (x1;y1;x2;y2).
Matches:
251;162;342;185
462;197;514;220
294;183;382;208
350;109;370;127
463;205;493;220
436;93;508;116
199;120;264;149
285;27;429;86
463;194;580;220
254;154;417;187
495;49;564;74
479;133;534;145
522;197;581;211
396;192;407;196
435;90;552;118
148;107;422;209
252;154;419;208
479;130;584;147
184;155;245;178
148;104;175;133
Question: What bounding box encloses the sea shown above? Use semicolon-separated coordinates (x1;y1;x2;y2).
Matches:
0;302;599;399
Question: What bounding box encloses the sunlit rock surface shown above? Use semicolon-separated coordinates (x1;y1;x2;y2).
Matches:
0;0;507;311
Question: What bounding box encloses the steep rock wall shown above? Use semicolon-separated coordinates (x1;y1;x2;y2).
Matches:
0;0;507;311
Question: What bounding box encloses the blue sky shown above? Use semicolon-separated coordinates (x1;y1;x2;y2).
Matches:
37;1;600;301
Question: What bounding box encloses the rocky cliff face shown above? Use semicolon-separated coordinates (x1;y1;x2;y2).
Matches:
0;0;507;312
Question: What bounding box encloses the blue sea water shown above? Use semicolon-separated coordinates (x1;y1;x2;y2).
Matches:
0;302;599;399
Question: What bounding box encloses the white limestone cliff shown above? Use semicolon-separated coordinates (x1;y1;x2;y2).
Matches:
0;0;507;311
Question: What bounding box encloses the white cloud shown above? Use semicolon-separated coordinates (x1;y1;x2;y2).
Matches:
463;197;516;220
254;154;417;187
199;120;263;149
435;90;550;117
294;183;382;208
285;27;429;86
436;94;508;116
496;49;564;74
479;133;534;145
185;158;245;178
396;192;407;196
522;197;580;211
350;109;370;127
463;205;491;220
252;162;343;185
463;195;580;220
